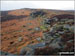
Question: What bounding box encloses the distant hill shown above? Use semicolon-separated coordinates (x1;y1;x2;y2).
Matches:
1;8;74;22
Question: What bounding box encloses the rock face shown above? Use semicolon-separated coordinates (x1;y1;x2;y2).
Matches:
20;13;74;55
30;10;46;18
1;8;74;55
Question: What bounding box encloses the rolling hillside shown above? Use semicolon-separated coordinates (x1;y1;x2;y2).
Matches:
0;8;74;55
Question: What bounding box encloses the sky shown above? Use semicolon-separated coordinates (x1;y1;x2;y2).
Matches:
1;1;74;11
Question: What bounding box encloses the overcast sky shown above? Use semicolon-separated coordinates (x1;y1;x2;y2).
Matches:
1;1;74;11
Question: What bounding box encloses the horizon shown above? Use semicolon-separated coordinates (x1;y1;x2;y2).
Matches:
1;1;74;11
1;8;75;11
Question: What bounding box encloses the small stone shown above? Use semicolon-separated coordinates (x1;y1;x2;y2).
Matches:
34;27;40;31
36;37;41;41
18;37;23;42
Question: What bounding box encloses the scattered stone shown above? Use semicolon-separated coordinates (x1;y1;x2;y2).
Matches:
18;37;23;42
64;24;70;29
30;10;46;18
52;17;58;21
34;27;40;31
36;37;41;41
